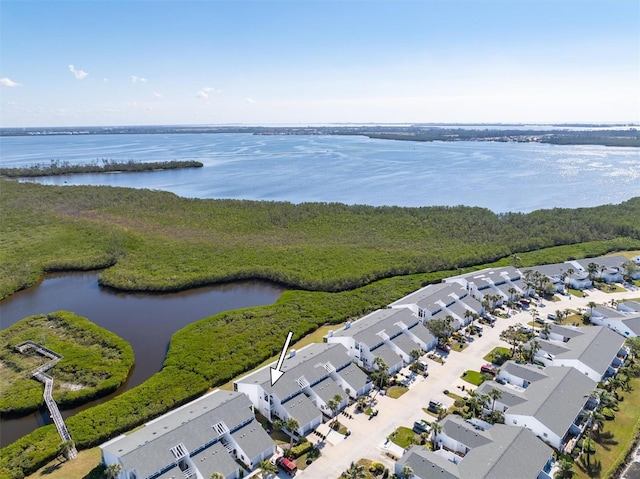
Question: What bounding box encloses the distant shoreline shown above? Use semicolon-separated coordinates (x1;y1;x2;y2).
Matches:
0;159;204;178
1;124;638;147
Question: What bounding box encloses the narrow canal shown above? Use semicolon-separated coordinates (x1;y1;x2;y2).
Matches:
0;271;285;447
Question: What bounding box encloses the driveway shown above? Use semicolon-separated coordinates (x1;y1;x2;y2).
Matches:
299;287;640;479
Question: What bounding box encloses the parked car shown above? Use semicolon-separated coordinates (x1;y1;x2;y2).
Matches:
436;342;451;353
427;400;443;413
547;313;556;320
480;364;497;376
276;456;298;476
413;420;431;433
416;360;429;372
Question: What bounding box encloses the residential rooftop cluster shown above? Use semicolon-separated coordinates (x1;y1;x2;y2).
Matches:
99;254;640;479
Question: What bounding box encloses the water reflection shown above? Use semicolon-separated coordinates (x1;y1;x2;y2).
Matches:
0;271;284;447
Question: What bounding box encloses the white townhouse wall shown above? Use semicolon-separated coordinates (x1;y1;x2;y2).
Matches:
529;263;568;293
325;307;435;371
234;343;369;436
390;281;481;330
444;266;525;305
99;390;275;479
534;325;626;381
573;256;628;283
589;305;640;338
396;417;554;479
618;300;640;313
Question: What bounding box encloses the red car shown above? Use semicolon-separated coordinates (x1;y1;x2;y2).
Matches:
276;456;298;476
480;364;497;376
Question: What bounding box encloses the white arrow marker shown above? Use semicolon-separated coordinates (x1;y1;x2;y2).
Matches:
270;331;293;386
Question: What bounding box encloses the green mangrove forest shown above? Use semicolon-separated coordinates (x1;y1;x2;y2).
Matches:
1;179;640;478
0;159;203;178
0;312;134;416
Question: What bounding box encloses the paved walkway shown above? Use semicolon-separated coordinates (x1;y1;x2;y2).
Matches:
299;287;640;479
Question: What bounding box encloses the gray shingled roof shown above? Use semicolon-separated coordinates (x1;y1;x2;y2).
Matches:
332;308;418;347
458;425;552;479
530;263;566;278
371;343;403;369
475;382;527;408
549;324;584;339
188;441;240;479
553;326;625;376
397;446;460;479
281;393;323;426
445;301;474;321
336;362;370;393
399;422;552;479
441;415;492;449
623;316;640;335
459;295;482;312
102;391;256;479
311;377;345;404
507;366;597;438
390;333;421;356
500;361;547;384
230;421;274;462
390;283;451;308
620;301;640;312
408;323;436;345
575;256;627;269
594;306;625;318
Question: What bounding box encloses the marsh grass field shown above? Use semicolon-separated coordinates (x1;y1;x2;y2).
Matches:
0;312;134;416
2;180;640;478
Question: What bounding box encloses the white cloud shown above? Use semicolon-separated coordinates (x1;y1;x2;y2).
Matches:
244;97;257;104
68;65;89;80
153;92;164;98
0;77;21;87
131;75;148;83
196;86;220;99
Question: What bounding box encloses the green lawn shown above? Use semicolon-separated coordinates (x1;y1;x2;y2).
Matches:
483;347;510;364
461;370;486;386
567;288;584;297
387;385;409;399
574;375;640;479
388;426;419;448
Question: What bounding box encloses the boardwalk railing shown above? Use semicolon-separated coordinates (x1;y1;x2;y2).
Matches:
15;341;78;459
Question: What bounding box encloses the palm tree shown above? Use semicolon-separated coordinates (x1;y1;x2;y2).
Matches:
430;422;443;450
529;339;541;364
587;301;597;320
210;473;225;479
356;396;367;411
400;465;414;479
587;262;599;281
104;463;122;479
342;461;366;479
554;457;575;478
511;254;522;268
410;349;422;361
488;388;503;412
541;322;552;339
371;357;389;401
258;459;278;478
327;394;343;427
285;417;300;449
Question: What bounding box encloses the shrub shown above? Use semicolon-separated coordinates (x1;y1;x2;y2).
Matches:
290;441;313;459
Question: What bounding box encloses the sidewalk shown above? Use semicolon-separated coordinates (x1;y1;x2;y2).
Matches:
300;287;639;479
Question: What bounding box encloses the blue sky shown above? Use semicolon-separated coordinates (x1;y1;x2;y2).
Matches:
1;0;638;127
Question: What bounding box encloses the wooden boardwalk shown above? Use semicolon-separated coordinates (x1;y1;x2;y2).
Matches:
15;341;78;459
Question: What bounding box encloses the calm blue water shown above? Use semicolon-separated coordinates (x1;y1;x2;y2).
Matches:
1;133;638;212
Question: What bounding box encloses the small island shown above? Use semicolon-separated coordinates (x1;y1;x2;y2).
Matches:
0;159;203;178
0;311;134;417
